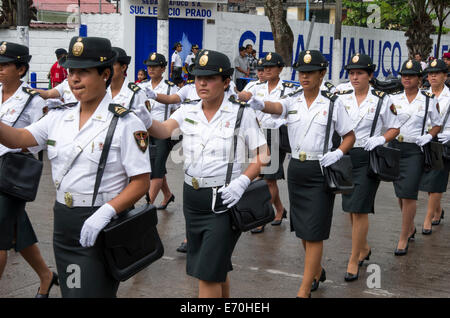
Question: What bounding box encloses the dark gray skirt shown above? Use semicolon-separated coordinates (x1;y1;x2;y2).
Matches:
287;159;335;241
53;202;119;298
342;148;380;214
261;129;286;180
389;141;424;200
183;183;241;283
149;137;170;179
0;192;37;252
419;159;450;193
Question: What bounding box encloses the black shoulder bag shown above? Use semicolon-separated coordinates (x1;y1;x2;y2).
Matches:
322;98;354;194
422;94;444;171
0;90;43;202
367;96;401;182
440;104;450;160
226;105;275;232
96;109;164;282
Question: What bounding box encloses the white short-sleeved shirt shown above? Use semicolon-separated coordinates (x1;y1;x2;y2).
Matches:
242;80;265;96
430;86;450;133
54;79;77;103
25;93;151;195
390;90;442;139
227;80;238;98
338;89;400;143
0;82;45;156
185;52;196;66
170;97;266;178
139;79;179;121
279;91;354;154
171;51;182;68
107;78;152;129
336;81;354;93
176;83;200;102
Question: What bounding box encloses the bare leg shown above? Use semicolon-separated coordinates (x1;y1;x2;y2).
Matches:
199;279;223;298
397;199;416;250
431;193;443;223
266;180;284;220
159;176;174;205
297;240;323;298
149;178;164;204
19;244;53;294
221;275;230;298
423;193;441;229
347;213;369;275
0;250;7;279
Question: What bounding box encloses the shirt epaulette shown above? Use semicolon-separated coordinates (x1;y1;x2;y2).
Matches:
182;98;201;104
371;89;386;99
228;95;248;106
109;103;131;117
337;89;353;95
281;88;303;99
282;82;294;88
48;102;78;111
324;81;335;91
256;81;267;85
165;80;176;87
390;89;404;95
321;90;338;102
128;82;141;93
22;87;39;97
421;90;435;99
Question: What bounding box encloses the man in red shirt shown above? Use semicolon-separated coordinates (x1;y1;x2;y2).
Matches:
50;48;68;88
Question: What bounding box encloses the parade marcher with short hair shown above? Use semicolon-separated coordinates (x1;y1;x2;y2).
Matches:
139;52;178;209
0;37;151;297
339;54;400;281
148;49;268;298
0;41;59;298
243;50;355;297
171;42;183;82
239;52;294;233
389;59;441;256
419;59;450;233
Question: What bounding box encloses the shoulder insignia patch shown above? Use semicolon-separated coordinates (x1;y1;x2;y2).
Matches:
165;80;175;87
128;82;141;93
337;89;353;95
109;103;131;117
282;82;294;88
421;90;434;99
22;87;39;96
390;89;404;95
133;131;149;153
321;90;338;102
282;88;303;99
324;82;335;90
390;104;397;115
371;89;386;99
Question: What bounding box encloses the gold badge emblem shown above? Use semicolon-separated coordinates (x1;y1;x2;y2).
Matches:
0;42;6;55
299;151;307;162
72;38;84;57
192;177;199;190
406;60;413;69
64;192;73;208
258;59;263;65
431;59;437;67
134;131;149;153
266;53;272;61
304;53;312;64
352;54;360;63
151;53;156;61
398;135;404;142
199;54;208;66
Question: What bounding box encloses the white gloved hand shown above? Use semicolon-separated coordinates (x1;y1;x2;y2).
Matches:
248;96;265;111
319;149;344;167
144;87;157;100
364;136;386;151
438;132;450;144
79;203;116;247
218;175;251;208
415;134;433;147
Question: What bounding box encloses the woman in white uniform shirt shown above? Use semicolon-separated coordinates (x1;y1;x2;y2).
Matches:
149;49;268;298
419;59;450;233
244;50;355;298
0;37;151;297
389;59;441;256
339;54;400;282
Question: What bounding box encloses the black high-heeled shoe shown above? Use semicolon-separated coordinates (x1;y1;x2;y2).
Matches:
394;242;409;256
35;272;59;298
250;225;265;234
422;227;432;235
271;209;287;226
311;268;326;292
157;194;175;210
358;249;371;267
344;268;359;282
432;209;444;226
408;227;417;242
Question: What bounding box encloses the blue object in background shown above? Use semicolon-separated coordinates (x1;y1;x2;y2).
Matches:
30;72;37;88
135;17;158;79
79;24;87;37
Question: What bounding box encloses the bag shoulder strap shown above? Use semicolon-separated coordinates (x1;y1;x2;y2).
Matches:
11;87;39;127
225;104;246;186
323;96;336;155
369;91;386;137
441;103;450;132
164;82;173;121
127;82;141;110
421;92;431;136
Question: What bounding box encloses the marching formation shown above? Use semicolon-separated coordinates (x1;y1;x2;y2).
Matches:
0;35;449;299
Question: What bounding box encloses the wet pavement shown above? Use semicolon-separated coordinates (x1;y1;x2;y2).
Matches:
1;152;450;298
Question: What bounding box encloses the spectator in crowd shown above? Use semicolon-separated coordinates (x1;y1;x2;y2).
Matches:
234;46;249;91
414;53;428;71
135;69;148;83
248;49;258;79
49;48;68;88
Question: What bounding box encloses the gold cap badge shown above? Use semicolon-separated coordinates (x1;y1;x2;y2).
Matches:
0;42;6;55
431;59;437;67
304;52;312;64
72;38;84;57
199;54;208;66
406;60;413;69
150;53;156;61
266;53;272;61
258;59;263;65
352;54;359;63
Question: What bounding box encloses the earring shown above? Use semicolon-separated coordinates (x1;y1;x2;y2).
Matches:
104;78;107;82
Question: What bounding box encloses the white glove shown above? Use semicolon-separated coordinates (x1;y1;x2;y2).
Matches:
364;136;386;151
248;96;265;111
319;149;344;167
144;87;157;100
416;134;433;147
438;132;450;144
218;175;251;208
79;203;116;247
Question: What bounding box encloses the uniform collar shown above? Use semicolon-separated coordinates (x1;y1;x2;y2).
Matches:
150;78;165;90
186;96;233;115
63;93;111;122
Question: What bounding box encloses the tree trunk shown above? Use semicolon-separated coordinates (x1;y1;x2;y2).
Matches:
404;0;434;60
264;0;294;66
